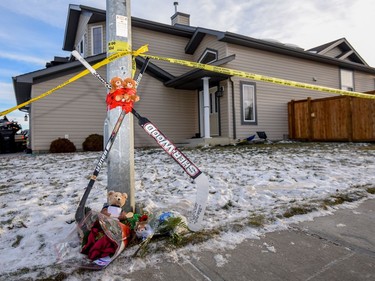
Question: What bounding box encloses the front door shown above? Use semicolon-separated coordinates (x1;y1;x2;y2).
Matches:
199;88;219;137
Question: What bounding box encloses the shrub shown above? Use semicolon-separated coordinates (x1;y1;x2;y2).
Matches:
50;138;76;153
82;134;103;151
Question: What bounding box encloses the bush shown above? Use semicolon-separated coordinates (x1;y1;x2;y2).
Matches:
82;134;103;151
50;138;76;153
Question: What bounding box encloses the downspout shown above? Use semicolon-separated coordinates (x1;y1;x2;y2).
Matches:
229;77;236;140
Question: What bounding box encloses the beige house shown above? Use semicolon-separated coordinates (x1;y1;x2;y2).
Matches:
13;4;375;153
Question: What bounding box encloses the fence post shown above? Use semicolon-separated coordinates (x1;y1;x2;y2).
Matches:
288;100;295;139
347;96;353;141
307;97;313;141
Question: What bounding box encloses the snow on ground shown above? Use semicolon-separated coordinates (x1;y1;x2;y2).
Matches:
0;142;374;280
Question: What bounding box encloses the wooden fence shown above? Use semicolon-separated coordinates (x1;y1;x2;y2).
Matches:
288;95;375;142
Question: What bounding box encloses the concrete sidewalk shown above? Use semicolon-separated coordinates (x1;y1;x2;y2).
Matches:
124;198;375;281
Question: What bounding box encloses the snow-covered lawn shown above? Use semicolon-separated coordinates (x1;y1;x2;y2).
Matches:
0;142;374;280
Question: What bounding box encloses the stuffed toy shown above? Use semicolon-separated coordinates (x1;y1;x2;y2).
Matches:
81;220;119;260
109;77;123;93
135;221;154;240
81;191;133;260
101;190;133;221
106;77;140;113
122;78;140;102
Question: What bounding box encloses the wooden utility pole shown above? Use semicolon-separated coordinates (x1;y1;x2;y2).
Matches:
106;0;135;212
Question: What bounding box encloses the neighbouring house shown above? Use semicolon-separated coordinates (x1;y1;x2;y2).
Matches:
13;4;375;153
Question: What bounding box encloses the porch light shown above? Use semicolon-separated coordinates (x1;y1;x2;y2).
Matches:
215;87;224;97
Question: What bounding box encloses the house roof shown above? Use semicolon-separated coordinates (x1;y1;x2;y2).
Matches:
62;5;374;73
13;4;375;110
220;32;374;73
63;4;195;51
185;27;224;54
307;38;368;66
63;5;108;51
164;55;235;90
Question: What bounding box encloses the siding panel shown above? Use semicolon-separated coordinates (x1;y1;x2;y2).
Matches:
31;68;198;151
226;44;375;140
132;26;193;76
31;67;107;152
30;18;375;151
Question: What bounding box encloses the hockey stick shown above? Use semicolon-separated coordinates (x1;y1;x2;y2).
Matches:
131;108;209;230
72;50;111;89
131;109;201;178
74;52;150;224
73;53;208;230
72;50;147;88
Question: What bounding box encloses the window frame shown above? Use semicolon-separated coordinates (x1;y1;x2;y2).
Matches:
340;68;354;91
91;25;103;55
240;81;257;125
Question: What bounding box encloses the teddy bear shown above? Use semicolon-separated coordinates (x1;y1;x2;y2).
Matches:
101;190;133;221
106;77;123;110
114;78;139;102
109;77;123;94
106;77;139;113
122;77;140;102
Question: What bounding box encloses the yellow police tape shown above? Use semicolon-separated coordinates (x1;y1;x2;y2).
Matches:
2;43;374;117
108;41;130;53
108;41;135;77
138;54;375;100
0;44;148;117
103;40;374;101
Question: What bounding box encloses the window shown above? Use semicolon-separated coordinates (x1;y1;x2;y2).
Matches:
209;92;218;114
91;26;103;55
77;35;85;57
79;40;84;55
340;69;354;91
241;81;257;125
198;48;218;64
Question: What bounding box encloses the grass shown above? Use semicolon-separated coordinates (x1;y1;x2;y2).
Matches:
1;142;374;280
283;206;316;218
148;185;374;252
134;228;221;257
247;214;266;227
281;187;372;219
143;191;367;253
176;229;221;247
135;213;268;256
322;190;368;208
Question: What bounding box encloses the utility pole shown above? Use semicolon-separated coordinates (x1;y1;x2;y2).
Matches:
106;0;135;212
